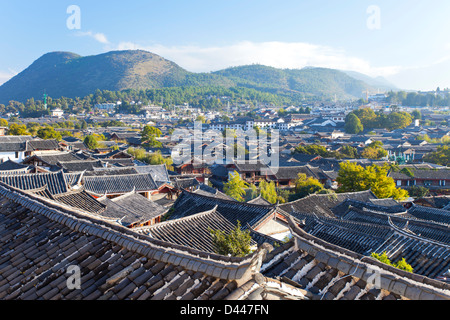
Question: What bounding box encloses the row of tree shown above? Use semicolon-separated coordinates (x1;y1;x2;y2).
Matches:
1;85;311;119
345;107;414;134
293;142;388;160
224;161;409;207
386;90;450;107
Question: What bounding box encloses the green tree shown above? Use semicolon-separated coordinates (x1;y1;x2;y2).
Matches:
345;113;364;134
0;118;8;127
259;180;278;204
294;173;324;198
209;221;252;257
412;109;422;120
146;150;174;171
423;146;450;166
141;125;162;148
224;171;249;202
371;252;413;273
293;144;334;157
37;126;62;141
340;145;359;159
336;162;409;200
361;141;388;160
408;186;429;198
8;123;30;136
84;135;99;150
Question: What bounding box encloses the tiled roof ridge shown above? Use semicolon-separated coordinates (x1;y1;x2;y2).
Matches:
0;169;65;177
22;184;53;196
358;204;450;230
282;189;377;207
0;181;269;283
307;206;394;236
286;215;450;299
387;216;450;249
143;205;221;234
178;189;277;209
339;199;408;216
83;172;155;179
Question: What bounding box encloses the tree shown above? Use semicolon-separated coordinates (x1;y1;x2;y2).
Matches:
340;145;359;159
336;162;409;200
141;125;162;148
209;221;252;257
0;118;8;127
259;180;278;204
224;171;249;202
84;135;99;150
408;186;429;198
361;141;388;160
371;252;413;273
423;146;450;166
294;173;324;198
293;144;334;157
37;126;62;141
345;113;364;134
8;123;30;136
412;109;422;120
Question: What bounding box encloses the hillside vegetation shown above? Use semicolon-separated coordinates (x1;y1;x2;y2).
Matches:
0;50;386;104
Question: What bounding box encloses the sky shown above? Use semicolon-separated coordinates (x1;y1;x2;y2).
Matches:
0;0;449;91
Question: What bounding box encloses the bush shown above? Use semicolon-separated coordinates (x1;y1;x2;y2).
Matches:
209;221;252;257
371;252;413;273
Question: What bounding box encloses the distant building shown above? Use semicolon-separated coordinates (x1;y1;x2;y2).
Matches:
51;108;64;118
94;103;116;112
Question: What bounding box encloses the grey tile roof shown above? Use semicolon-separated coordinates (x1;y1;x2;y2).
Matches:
143;207;241;253
134;164;171;183
259;216;450;300
167;190;277;230
0;171;69;195
407;204;450;225
82;173;158;195
0;182;274;301
278;190;378;218
0;142;27;152
51;188;107;215
98;192;166;226
24;152;83;166
389;169;450;180
58;160;105;172
0;160;30;173
1;181;450;300
26;139;60;151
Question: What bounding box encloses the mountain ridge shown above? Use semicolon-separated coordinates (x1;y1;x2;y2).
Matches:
0;50;396;104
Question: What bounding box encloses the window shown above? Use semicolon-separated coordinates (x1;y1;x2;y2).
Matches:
15;152;19;159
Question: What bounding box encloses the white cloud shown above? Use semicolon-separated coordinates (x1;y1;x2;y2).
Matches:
0;69;18;85
115;40;402;78
76;31;109;44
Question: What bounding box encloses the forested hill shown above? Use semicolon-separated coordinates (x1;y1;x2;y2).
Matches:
0;50;233;104
213;65;377;99
0;49;388;103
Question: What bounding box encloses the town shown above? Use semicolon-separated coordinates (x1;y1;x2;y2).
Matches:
1;87;450;302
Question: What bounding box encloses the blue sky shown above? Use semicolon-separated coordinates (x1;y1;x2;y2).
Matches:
1;0;449;91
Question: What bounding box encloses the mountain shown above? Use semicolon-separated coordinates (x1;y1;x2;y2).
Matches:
0;50;388;103
0;50;232;103
342;70;399;92
213;65;377;99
